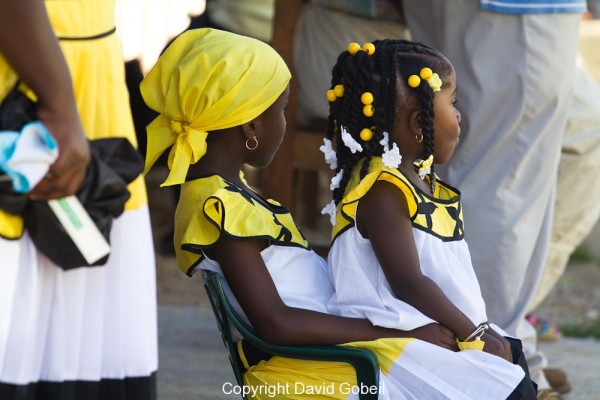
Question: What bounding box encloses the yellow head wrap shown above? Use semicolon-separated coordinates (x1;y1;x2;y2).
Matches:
140;28;291;186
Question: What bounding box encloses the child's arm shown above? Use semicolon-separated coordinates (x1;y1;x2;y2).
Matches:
207;233;457;348
357;181;511;359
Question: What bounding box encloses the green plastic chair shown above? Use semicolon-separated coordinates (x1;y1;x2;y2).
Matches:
202;270;380;400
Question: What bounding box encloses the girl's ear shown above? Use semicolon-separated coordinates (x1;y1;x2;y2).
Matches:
241;118;262;139
409;110;422;135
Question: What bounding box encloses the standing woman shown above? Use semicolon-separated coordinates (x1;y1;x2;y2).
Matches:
0;1;158;399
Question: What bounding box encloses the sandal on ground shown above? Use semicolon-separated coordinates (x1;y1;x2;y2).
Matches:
537;388;563;400
543;368;572;395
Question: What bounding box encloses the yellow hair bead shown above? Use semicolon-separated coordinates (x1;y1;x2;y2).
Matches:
408;75;421;88
420;67;433;80
363;104;374;117
334;84;344;97
348;42;361;55
363;43;375;55
360;128;374;141
360;92;373;105
326;89;337;102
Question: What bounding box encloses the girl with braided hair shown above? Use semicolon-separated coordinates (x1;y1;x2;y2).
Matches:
322;39;537;399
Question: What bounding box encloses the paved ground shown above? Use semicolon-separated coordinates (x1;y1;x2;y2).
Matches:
157;303;600;400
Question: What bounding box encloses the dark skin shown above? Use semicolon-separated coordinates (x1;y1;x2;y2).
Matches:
0;0;90;199
187;86;456;348
357;72;513;361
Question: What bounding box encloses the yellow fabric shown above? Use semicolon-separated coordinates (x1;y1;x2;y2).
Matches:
343;337;414;375
0;0;147;239
456;339;485;351
175;174;308;275
332;157;464;242
244;357;358;400
237;340;251;370
140;28;291;186
242;337;414;399
0;210;24;240
417;154;434;173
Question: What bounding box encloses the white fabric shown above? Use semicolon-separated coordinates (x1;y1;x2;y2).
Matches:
380;340;524;400
199;245;334;329
327;226;488;331
0;207;158;383
0;122;57;193
529;66;600;309
115;0;204;67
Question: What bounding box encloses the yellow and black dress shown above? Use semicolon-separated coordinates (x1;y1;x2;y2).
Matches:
0;1;157;398
325;157;530;399
176;174;377;400
175;174;334;315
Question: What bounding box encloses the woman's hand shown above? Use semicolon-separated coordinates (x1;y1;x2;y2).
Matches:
0;0;90;200
409;323;458;351
28;103;90;200
481;331;513;362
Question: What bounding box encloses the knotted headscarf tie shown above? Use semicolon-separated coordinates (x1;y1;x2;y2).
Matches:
140;28;291;186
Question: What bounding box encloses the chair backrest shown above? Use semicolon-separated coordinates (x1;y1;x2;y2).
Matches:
202;269;380;400
202;270;249;391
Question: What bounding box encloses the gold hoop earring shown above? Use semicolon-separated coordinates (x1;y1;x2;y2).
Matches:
246;136;259;150
415;131;423;143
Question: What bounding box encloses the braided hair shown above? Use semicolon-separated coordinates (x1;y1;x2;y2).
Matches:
326;39;452;204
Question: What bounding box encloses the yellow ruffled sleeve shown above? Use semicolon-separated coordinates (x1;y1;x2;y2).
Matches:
175;177;308;275
202;189;294;242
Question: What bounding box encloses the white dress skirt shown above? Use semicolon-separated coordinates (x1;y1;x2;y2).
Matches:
0;1;158;398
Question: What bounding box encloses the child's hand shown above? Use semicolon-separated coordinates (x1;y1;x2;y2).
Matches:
409;323;458;351
481;331;513;362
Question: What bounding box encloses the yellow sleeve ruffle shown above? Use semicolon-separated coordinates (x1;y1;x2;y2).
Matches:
176;177;308;275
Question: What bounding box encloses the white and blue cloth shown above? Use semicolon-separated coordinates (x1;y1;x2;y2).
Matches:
0;121;58;193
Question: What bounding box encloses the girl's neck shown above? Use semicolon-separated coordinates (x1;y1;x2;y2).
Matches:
186;152;245;186
185;128;248;186
399;159;432;195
